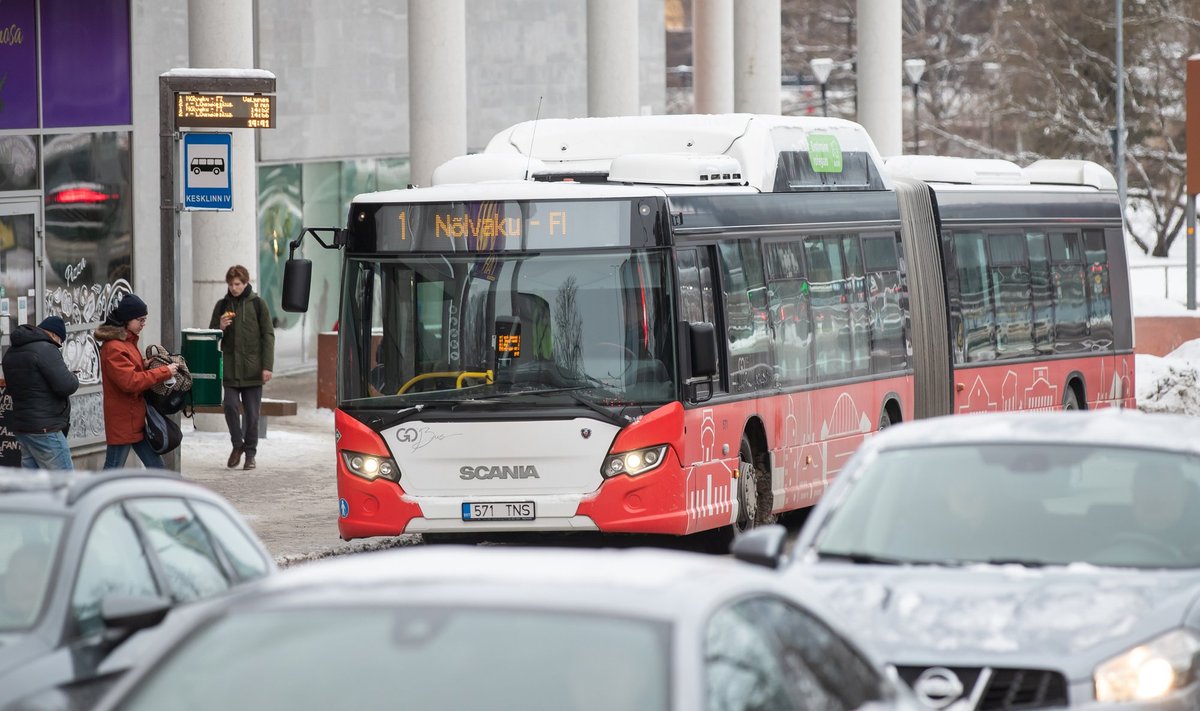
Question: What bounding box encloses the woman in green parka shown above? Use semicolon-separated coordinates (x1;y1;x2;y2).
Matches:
209;264;275;470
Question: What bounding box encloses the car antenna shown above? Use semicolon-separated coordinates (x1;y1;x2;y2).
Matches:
524;95;543;181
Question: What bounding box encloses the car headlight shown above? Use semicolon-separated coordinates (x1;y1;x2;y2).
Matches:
601;445;669;478
340;450;401;483
1094;629;1200;703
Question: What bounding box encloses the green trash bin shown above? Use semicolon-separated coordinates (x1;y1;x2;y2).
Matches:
182;328;224;406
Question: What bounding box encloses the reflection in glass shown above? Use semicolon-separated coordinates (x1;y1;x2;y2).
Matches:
0;136;39;191
0;213;36;330
257;164;302;332
42;132;132;297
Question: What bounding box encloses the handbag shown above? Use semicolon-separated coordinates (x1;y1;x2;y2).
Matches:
144;397;183;455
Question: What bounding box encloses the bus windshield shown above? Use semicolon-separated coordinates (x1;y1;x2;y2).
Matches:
339;250;677;409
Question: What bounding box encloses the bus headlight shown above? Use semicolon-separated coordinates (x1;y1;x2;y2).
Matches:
601;445;669;478
1094;629;1200;703
341;451;401;483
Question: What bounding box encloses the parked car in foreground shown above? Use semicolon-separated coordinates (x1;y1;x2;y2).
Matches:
0;469;275;711
734;411;1200;710
94;545;920;711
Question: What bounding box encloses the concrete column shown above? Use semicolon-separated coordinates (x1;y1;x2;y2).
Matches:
587;0;640;117
187;0;258;328
693;0;734;114
733;0;781;115
409;0;466;187
856;0;902;156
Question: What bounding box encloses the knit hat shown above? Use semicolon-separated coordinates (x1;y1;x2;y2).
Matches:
110;294;148;325
37;316;66;342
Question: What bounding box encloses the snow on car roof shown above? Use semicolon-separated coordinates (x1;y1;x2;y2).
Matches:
262;545;757;601
868;410;1200;455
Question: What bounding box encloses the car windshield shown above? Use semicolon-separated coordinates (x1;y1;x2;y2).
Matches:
815;444;1200;569
0;512;65;633
116;606;670;711
339;250;677;410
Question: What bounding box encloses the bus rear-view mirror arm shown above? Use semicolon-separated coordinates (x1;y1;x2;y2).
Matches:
281;227;345;313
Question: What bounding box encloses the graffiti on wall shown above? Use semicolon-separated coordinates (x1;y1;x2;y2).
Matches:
0;387;21;465
67;390;105;443
44;259;130;325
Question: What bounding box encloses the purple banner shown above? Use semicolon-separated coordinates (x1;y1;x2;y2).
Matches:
0;0;38;130
41;0;131;128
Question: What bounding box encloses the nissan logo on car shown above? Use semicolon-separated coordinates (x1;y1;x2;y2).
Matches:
459;465;541;480
912;667;965;710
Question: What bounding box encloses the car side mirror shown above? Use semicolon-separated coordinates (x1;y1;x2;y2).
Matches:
730;524;789;569
688;322;718;377
281;258;313;313
99;595;173;651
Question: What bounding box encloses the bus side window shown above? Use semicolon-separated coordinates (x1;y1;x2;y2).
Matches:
718;240;770;393
1049;231;1088;354
842;235;871;377
1083;229;1113;346
953;231;995;362
765;240;812;387
805;236;852;380
988;232;1034;359
1026;231;1054;354
862;234;906;374
676;249;705;324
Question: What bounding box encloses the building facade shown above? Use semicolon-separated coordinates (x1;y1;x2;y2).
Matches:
0;0;666;462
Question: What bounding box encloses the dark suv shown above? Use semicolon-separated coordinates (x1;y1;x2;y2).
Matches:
0;469;275;711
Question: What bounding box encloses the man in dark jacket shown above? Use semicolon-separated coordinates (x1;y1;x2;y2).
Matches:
209;265;275;471
1;316;79;469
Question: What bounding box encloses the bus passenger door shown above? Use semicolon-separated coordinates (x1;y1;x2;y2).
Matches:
676;247;726;401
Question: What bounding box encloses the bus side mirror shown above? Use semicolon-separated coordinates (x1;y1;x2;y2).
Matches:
281;259;313;313
689;322;718;377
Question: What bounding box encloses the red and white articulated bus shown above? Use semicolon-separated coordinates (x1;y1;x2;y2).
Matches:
280;114;1134;542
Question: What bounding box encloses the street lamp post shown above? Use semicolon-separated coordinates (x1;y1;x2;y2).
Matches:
904;58;926;155
810;57;834;117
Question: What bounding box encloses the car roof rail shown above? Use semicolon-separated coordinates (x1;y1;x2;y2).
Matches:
66;469;184;505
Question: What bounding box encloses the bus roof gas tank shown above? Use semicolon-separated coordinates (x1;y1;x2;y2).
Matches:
885;155;1030;185
608;153;744;186
470;114;890;193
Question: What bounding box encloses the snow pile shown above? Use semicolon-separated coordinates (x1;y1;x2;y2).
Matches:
1136;342;1200;416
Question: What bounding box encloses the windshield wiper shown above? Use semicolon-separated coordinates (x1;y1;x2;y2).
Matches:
817;550;911;566
520;386;632;427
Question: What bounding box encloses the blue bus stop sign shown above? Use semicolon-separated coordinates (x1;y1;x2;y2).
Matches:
181;132;232;211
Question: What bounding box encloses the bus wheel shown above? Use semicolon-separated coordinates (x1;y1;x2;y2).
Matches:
1062;387;1082;411
734;436;760;536
878;409;893;430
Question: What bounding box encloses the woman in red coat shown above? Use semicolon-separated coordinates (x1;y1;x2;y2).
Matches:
94;294;178;469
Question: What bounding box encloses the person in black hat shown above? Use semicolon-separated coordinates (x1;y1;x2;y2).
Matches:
95;293;178;469
0;315;79;469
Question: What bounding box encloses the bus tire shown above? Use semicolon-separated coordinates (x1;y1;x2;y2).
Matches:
1063;387;1082;411
734;435;768;536
879;409;893;430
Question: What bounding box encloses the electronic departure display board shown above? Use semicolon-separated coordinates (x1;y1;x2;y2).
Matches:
175;92;275;129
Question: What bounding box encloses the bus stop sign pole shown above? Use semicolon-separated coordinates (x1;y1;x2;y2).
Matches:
158;69;275;470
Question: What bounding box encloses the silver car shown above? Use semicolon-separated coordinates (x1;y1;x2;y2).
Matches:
734;411;1200;710
93;545;920;711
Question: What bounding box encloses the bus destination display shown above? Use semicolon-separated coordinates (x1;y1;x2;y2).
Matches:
176;93;275;129
376;200;635;251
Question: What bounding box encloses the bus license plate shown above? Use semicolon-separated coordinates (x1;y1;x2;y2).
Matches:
462;501;536;521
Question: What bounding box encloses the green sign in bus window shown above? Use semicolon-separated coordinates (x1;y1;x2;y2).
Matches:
808;134;843;173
